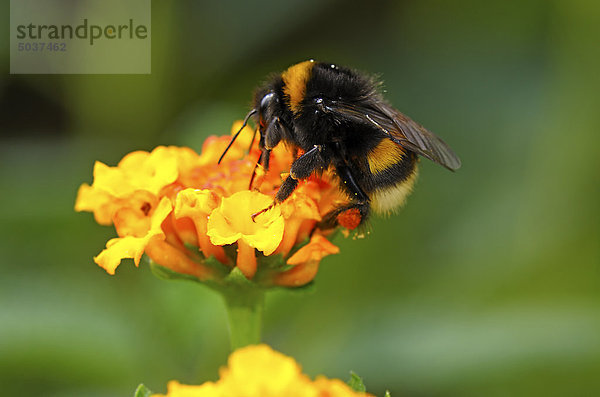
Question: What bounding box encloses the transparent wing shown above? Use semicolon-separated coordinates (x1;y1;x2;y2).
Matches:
325;100;461;171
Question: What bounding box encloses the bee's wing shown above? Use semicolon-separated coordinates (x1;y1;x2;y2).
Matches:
328;100;461;171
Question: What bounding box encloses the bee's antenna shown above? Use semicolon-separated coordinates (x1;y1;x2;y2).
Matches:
218;109;258;164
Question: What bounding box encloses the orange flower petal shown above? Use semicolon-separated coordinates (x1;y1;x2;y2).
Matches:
145;239;214;280
274;233;339;286
199;121;256;165
275;191;321;255
273;260;320;287
286;233;339;266
172;216;199;247
236;240;257;279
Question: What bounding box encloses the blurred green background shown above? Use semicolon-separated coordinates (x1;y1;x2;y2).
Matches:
1;1;599;396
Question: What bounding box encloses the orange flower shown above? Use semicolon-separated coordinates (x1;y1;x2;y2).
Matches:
75;121;348;286
151;344;374;397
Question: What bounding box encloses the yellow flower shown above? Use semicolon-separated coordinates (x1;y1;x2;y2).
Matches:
218;344;314;397
76;121;347;286
152;345;373;397
207;190;285;279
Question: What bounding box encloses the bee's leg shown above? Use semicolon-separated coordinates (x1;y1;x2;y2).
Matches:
275;175;299;203
320;165;370;229
337;165;369;202
249;123;273;189
252;145;325;221
289;145;326;179
249;147;270;189
260;147;271;170
321;202;369;230
264;117;283;150
251;175;297;220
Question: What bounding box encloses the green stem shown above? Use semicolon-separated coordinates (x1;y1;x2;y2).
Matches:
221;285;265;351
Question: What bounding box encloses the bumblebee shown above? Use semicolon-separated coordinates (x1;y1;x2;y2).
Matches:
220;60;460;228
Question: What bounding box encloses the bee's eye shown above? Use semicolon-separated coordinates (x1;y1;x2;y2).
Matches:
260;92;275;111
259;92;276;128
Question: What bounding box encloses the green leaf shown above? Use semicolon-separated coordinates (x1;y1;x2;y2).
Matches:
203;255;231;274
223;266;255;288
134;383;152;397
384;391;392;397
347;371;367;392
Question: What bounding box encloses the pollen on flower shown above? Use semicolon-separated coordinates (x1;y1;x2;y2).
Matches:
75;121;349;286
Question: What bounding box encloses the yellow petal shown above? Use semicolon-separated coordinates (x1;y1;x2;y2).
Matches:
74;183;115;225
207;191;284;255
219;344;316;397
94;236;147;275
92;147;179;199
92;160;132;198
174;189;219;219
206;208;243;246
93;197;173;274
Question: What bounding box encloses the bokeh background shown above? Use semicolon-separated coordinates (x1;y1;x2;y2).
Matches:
1;1;599;396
